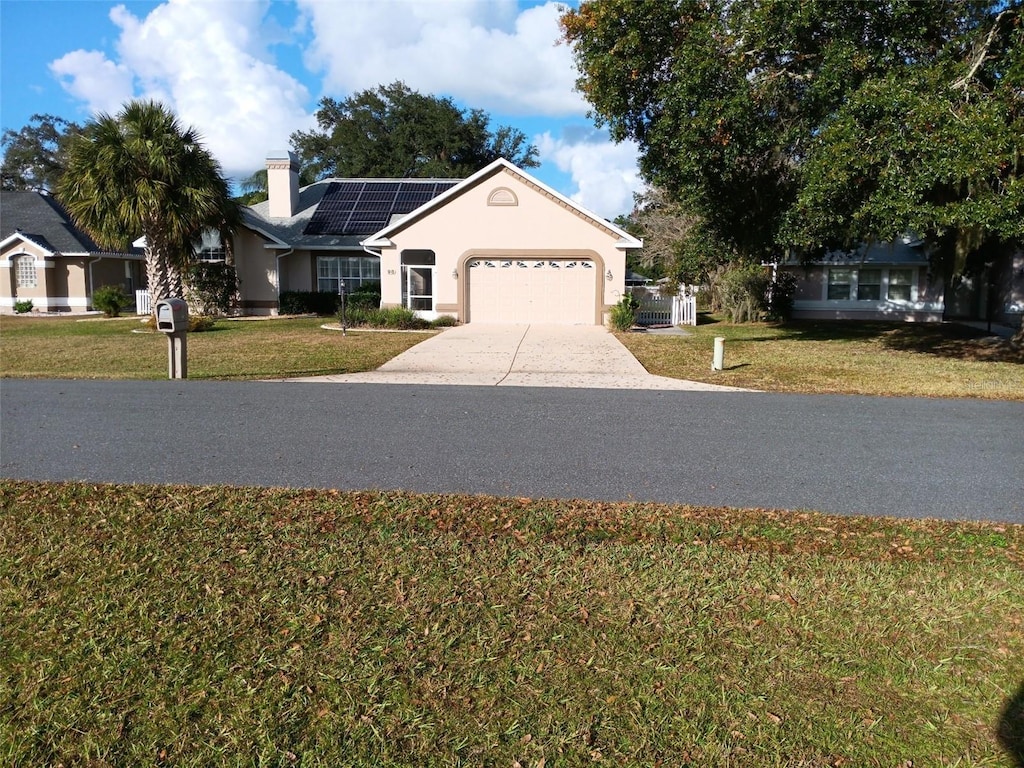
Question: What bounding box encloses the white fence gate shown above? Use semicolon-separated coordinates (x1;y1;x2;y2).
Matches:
135;290;151;315
635;289;697;327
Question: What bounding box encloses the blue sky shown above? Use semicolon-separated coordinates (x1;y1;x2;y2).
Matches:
0;0;643;218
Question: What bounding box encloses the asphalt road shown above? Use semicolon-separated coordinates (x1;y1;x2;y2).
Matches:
1;379;1021;523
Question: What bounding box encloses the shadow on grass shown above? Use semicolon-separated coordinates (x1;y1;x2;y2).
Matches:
773;321;1023;363
880;325;1023;363
999;680;1024;767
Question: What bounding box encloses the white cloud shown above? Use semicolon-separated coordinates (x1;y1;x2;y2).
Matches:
299;0;586;116
47;0;314;177
50;50;134;116
42;0;635;207
537;128;644;219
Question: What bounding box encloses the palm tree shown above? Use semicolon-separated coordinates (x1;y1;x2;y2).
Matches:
58;100;237;312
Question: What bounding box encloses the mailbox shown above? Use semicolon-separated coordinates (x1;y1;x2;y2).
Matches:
155;298;188;333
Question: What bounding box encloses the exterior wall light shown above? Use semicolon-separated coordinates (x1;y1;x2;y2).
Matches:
606;269;613;281
451;268;458;279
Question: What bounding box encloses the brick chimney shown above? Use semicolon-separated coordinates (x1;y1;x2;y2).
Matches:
265;150;299;218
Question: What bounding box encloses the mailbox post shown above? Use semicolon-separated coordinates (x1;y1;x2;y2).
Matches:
155;298;188;379
338;279;347;337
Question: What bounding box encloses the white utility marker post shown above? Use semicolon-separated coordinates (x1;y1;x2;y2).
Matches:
712;336;725;371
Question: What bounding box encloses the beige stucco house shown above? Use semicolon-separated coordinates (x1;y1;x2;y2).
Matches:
234;153;642;324
1;191;144;313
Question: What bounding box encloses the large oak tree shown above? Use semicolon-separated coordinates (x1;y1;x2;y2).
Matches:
1;114;82;192
291;81;539;180
561;0;1023;312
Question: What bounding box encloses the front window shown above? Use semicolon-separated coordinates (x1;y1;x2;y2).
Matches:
14;255;36;288
857;269;881;300
827;267;916;302
194;229;226;262
887;269;913;301
317;256;380;293
827;269;853;300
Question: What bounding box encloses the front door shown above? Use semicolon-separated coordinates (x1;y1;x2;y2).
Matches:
404;265;434;312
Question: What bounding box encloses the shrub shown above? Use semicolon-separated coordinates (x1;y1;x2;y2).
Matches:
767;270;798;321
431;315;459;328
343;305;430;330
346;287;382;311
13;299;33;314
91;284;132;317
185;262;237;316
142;314;216;332
188;315;217;332
278;291;340;316
609;294;639;331
715;264;770;323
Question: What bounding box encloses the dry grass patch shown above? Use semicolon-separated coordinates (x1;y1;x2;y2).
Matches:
619;318;1024;399
2;480;1022;766
0;316;428;380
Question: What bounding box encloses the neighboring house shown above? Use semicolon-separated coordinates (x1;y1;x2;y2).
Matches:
780;238;1024;328
1;191;144;313
233;152;642;324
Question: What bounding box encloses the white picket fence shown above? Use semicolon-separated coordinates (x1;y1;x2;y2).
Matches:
136;290;151;315
635;290;697;327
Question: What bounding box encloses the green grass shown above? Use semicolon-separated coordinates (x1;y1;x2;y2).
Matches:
2;480;1022;766
0;316;430;380
619;317;1024;400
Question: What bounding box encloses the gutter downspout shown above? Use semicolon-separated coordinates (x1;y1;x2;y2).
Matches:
87;256;103;311
275;248;294;315
362;245;385;308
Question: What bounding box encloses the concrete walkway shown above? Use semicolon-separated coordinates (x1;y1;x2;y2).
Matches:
283;324;749;391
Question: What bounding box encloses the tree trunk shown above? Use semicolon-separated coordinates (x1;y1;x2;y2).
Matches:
145;231;185;315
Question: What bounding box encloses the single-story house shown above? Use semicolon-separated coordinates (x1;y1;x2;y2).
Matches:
232;153;642;324
1;191;144;312
780;238;1024;327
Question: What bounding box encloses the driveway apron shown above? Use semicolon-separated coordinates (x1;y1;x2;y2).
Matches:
283;324;747;391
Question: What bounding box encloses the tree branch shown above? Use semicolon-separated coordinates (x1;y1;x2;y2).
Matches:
951;9;1011;92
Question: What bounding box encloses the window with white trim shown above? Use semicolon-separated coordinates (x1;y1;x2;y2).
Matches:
317;256;380;292
888;268;913;301
194;229;226;262
827;267;916;302
14;255;37;288
827;268;853;300
857;269;881;300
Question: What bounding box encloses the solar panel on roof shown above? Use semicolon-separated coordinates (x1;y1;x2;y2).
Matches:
303;178;460;236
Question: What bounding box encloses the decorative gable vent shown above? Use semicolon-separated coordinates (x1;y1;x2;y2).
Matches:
487;187;518;206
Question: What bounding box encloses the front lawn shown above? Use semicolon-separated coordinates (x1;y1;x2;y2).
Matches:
0;316;429;380
1;480;1021;766
619;317;1024;400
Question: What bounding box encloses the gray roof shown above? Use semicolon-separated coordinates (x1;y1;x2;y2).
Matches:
243;177;459;250
1;190;136;256
786;239;929;266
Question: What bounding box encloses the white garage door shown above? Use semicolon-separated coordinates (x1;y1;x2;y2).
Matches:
467;258;597;324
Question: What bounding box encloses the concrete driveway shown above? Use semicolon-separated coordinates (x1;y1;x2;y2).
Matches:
285;324;748;391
